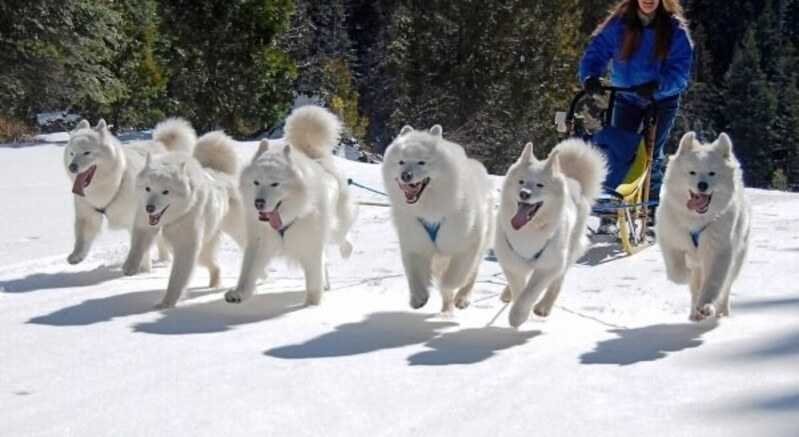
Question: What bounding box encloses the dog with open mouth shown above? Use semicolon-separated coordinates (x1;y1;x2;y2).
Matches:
656;132;751;321
63;117;196;270
224;105;356;307
381;125;495;315
495;139;607;328
123;131;246;309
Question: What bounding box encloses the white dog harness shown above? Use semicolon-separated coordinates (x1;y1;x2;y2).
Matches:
503;230;551;264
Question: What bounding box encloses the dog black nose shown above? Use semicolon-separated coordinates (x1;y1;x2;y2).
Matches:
697;181;709;193
519;190;531;201
69;163;79;174
401;171;413;183
145;205;156;213
254;198;265;210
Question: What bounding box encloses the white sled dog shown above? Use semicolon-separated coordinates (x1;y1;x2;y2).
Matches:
495;139;607;328
63;118;195;270
224;105;356;306
123;131;246;308
656;132;751;321
382;125;494;314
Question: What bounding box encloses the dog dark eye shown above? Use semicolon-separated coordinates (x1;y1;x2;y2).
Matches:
145;187;150;192
537;183;544;188
689;171;696;176
709;172;716;177
518;180;525;185
271;182;280;187
399;160;405;165
162;190;169;195
83;151;90;156
253;180;260;186
418;161;426;166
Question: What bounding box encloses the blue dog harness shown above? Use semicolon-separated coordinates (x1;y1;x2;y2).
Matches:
418;218;443;244
689;223;710;249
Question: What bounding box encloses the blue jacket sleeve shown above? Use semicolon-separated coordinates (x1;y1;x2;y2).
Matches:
579;19;619;84
655;23;694;99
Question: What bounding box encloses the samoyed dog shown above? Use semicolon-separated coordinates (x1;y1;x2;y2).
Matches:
656;132;751;321
496;139;607;328
123;131;246;308
224;105;356;306
382;125;494;314
63;118;196;270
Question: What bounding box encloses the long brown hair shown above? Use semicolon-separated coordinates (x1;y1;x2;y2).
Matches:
593;0;689;61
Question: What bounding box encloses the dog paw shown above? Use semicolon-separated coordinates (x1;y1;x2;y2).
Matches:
304;292;321;306
409;292;429;310
224;289;246;304
691;304;717;321
122;260;140;276
533;304;552;318
454;295;470;310
339;240;353;259
500;286;513;303
508;306;530;329
67;251;86;265
154;300;176;310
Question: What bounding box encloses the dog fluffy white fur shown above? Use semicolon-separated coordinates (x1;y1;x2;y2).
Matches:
382;125;494;314
224;105;356;306
496;139;607;328
656;132;751;321
123;131;245;308
63;118;196;270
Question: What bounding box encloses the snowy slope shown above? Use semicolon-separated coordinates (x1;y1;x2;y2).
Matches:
1;140;798;437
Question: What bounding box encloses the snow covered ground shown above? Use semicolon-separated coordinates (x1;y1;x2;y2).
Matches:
1;139;798;436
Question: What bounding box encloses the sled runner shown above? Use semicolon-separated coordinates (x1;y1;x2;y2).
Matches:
555;85;657;255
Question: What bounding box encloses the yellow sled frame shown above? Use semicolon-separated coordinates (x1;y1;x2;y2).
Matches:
613;121;656;255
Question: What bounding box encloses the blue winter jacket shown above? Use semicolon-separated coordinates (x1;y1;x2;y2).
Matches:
579;16;694;106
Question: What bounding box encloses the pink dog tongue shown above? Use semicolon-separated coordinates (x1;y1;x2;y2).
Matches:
266;211;283;231
687;193;709;211
511;203;535;230
72;170;89;196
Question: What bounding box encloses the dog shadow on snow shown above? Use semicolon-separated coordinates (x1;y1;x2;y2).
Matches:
27;287;218;326
580;321;718;366
1;264;122;293
265;311;539;365
132;290;308;335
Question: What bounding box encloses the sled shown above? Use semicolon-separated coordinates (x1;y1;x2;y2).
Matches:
555;85;658;255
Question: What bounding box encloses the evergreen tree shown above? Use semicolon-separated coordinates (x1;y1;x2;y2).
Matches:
723;30;778;187
158;0;297;136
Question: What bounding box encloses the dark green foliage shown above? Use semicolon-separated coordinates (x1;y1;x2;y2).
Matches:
158;0;297;136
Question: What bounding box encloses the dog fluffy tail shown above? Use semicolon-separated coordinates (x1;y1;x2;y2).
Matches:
284;105;342;159
153;117;197;154
554;138;608;202
194;131;238;175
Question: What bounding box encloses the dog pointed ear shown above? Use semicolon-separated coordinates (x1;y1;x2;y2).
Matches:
72;120;90;134
429;125;443;138
716;132;733;159
179;161;188;175
519;142;537;163
144;152;152;169
676;131;697;156
95;119;108;133
544;150;561;175
399;125;414;136
253;140;270;161
283;144;292;160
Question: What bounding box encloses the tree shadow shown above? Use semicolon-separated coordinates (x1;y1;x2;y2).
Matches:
132;290;307;335
407;327;541;366
580;321;718;366
735;297;799;312
265;312;457;359
27;288;216;326
1;265;122;293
